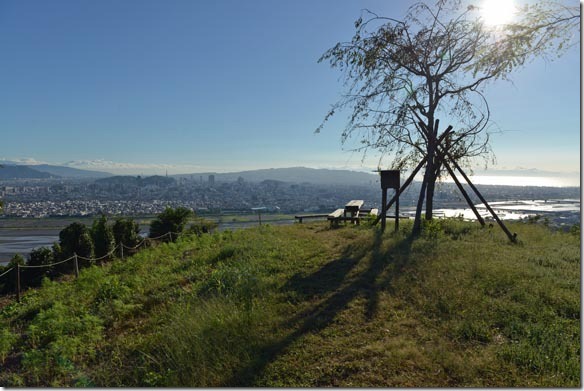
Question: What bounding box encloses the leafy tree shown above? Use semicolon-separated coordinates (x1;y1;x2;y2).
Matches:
91;215;115;259
8;254;25;267
27;247;55;285
149;207;193;242
112;217;142;247
58;222;94;260
318;0;579;234
0;255;25;294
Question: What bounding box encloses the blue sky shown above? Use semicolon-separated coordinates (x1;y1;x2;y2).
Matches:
0;0;579;175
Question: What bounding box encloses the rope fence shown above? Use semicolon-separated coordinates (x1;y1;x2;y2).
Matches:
0;231;183;303
0;267;14;279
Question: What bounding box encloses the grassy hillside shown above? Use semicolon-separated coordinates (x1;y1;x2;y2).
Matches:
0;219;580;387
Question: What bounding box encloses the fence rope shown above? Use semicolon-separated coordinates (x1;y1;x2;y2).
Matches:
77;245;119;262
121;231;180;250
1;230;187;289
19;255;76;269
121;239;147;251
0;267;14;279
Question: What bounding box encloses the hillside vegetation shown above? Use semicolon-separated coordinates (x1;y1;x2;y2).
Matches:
0;219;580;387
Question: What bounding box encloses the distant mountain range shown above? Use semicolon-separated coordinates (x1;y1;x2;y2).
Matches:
0;163;378;184
28;164;112;178
0;161;578;187
0;165;55;179
0;161;112;179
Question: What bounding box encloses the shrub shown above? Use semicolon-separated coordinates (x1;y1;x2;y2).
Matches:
26;247;55;286
23;301;104;385
91;215;115;259
58;222;94;261
187;217;218;236
149;207;193;241
112;217;142;248
0;327;17;363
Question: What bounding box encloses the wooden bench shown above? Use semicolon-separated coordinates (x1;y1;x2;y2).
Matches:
294;214;328;223
327;208;345;228
344;200;364;224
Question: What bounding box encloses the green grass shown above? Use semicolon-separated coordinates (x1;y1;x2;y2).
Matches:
0;220;580;387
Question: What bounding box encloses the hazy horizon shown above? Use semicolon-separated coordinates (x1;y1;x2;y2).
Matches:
1;158;579;187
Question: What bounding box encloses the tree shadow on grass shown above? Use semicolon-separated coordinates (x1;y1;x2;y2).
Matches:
225;228;426;386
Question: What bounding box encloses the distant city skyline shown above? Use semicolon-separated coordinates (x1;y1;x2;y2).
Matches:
0;0;579;177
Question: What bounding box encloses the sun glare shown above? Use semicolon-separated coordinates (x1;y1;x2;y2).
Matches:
481;0;516;26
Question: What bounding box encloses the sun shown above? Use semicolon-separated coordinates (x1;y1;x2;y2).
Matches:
480;0;517;26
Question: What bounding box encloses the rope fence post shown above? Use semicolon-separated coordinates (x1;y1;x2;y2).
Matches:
15;263;20;303
74;253;79;278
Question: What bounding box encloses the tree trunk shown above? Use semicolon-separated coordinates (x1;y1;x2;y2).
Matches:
413;155;434;236
425;167;436;220
423;118;439;221
412;173;428;236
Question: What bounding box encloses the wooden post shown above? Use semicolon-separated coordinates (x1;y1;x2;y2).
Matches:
15;264;20;303
395;189;399;232
443;149;517;242
120;242;124;259
440;159;486;226
374;156;427;226
381;188;387;232
74;253;79;278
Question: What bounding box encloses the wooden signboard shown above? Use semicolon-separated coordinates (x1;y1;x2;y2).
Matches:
378;170;400;232
379;170;400;189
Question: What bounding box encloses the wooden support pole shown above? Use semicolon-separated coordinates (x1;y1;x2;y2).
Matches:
374;127;454;227
395;189;399;232
440;159;486;226
120;242;124;260
443;150;517;242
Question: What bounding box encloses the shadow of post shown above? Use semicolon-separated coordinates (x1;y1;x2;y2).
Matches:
224;228;421;386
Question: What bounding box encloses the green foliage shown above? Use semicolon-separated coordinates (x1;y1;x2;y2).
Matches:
22;301;104;385
112;217;141;247
28;247;55;267
9;253;25;267
149;207;193;241
0;327;17;363
91;215;115;259
187;217;218;236
58;222;94;260
26;247;55;285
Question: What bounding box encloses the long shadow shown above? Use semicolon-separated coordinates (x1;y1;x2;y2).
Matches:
224;228;422;386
